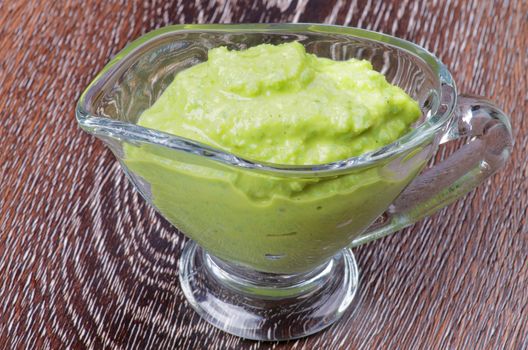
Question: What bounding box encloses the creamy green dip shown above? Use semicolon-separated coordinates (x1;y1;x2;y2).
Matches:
125;42;422;273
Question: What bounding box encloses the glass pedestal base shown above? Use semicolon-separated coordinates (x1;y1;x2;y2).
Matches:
179;241;359;341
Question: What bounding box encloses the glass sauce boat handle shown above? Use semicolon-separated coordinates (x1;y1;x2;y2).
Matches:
349;94;514;247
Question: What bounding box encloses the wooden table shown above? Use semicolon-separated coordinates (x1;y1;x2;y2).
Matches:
1;1;527;349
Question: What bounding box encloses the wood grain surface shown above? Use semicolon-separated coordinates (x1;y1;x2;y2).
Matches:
1;1;527;349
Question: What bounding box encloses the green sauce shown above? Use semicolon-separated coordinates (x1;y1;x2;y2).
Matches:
125;42;422;273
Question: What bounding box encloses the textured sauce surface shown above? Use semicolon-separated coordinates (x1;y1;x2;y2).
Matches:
136;41;420;165
1;1;527;349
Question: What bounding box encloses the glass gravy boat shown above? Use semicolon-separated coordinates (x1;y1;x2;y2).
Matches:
76;24;513;341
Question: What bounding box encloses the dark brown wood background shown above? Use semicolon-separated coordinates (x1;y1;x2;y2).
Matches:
1;1;527;349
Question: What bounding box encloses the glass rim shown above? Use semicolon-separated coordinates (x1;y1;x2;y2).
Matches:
76;23;457;175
